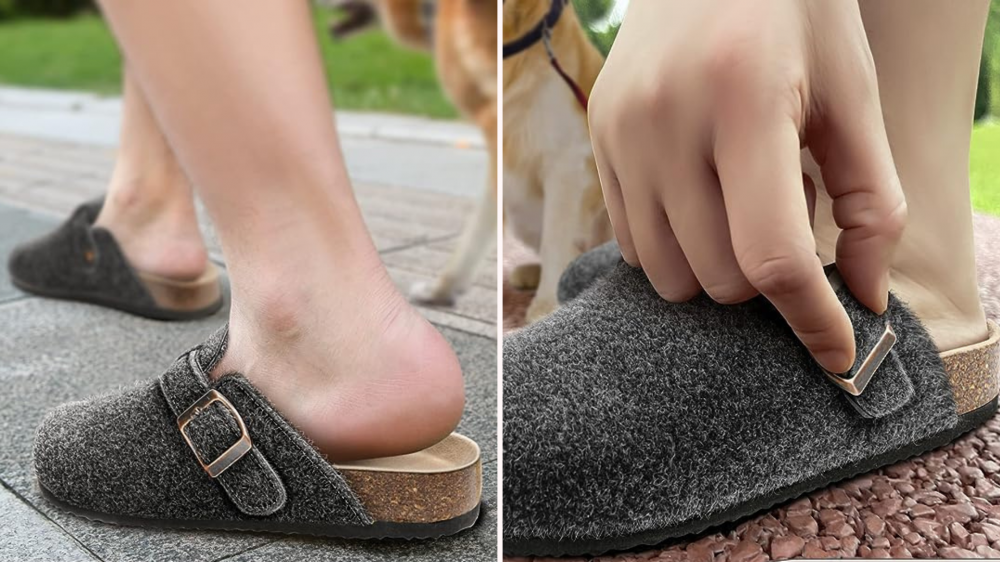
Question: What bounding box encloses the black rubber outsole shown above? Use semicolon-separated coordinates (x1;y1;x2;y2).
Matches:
11;275;224;322
504;396;999;557
40;485;482;540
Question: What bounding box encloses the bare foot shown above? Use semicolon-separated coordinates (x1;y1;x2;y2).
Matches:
214;269;466;462
94;179;209;281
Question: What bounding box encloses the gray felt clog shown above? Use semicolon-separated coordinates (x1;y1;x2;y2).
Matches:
8;199;224;321
556;240;622;304
34;325;483;539
504;262;1000;556
557;240;622;304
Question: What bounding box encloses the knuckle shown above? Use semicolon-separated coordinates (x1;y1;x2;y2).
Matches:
880;196;908;240
704;36;759;92
629;80;678;127
703;279;758;305
740;250;815;297
653;279;701;303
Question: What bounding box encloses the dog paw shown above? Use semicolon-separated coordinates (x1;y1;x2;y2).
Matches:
508;263;541;291
409;280;458;306
525;297;557;324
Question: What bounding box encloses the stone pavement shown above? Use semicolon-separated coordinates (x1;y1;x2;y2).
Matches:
0;89;496;562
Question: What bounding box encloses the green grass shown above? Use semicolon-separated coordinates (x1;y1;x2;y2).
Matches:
0;8;456;118
971;122;1000;216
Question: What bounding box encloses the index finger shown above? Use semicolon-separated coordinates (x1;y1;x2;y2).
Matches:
715;116;856;374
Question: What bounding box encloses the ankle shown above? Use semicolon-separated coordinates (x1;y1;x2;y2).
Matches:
890;268;988;352
219;274;466;461
94;174;209;281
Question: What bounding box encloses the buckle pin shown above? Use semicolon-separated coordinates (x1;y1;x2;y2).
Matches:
177;389;252;478
823;324;897;396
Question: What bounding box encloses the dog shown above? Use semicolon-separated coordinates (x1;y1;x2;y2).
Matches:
331;0;499;308
502;0;610;322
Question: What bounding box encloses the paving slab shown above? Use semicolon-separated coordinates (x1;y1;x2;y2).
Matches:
0;203;58;302
382;242;497;291
0;134;486;259
0;485;99;562
389;267;497;335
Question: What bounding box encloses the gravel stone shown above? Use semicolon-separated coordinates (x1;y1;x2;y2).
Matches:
769;535;804;560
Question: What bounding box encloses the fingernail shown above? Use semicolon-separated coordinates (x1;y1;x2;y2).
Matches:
815;349;854;375
879;271;891;312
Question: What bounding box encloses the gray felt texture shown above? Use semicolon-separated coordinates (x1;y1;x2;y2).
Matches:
8;199;153;307
34;325;372;527
503;262;958;544
6;199;220;319
556;240;622;304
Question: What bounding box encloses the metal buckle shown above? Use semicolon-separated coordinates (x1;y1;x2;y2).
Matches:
823;324;897;396
177;389;252;478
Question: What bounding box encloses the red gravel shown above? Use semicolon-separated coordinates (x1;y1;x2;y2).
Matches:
502;214;1000;560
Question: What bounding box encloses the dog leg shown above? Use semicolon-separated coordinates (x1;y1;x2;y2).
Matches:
526;161;591;323
411;107;497;305
509;263;541;290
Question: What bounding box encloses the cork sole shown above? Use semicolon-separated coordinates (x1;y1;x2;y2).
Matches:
942;320;1000;414
39;433;483;539
336;433;483;524
135;264;223;315
506;323;1000;556
11;263;223;321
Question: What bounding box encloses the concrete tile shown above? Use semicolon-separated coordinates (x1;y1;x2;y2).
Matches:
0;159;67;187
0;134;49;162
0;485;99;562
1;183;93;215
388;266;496;327
13;151;108;180
440;327;497;462
341;137;486;199
382;242;496;291
0;203;58;302
355;182;475;232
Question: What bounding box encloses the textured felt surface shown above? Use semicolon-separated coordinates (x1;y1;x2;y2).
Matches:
5;199;173;314
35;326;382;527
503;262;958;551
504;214;1000;561
556;240;622;304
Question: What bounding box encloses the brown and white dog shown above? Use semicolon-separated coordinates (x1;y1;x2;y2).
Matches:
503;0;610;322
331;0;499;307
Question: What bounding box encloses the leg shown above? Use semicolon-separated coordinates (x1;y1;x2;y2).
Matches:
95;0;464;461
527;159;594;322
811;0;991;351
93;68;207;281
411;106;497;305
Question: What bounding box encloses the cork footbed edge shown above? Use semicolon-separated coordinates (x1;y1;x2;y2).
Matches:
942;320;1000;415
136;263;222;311
334;433;482;524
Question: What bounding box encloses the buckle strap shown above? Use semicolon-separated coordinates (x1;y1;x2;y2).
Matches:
159;349;287;516
823;270;914;419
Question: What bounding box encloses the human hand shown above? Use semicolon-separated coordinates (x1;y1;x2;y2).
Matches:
588;0;906;373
